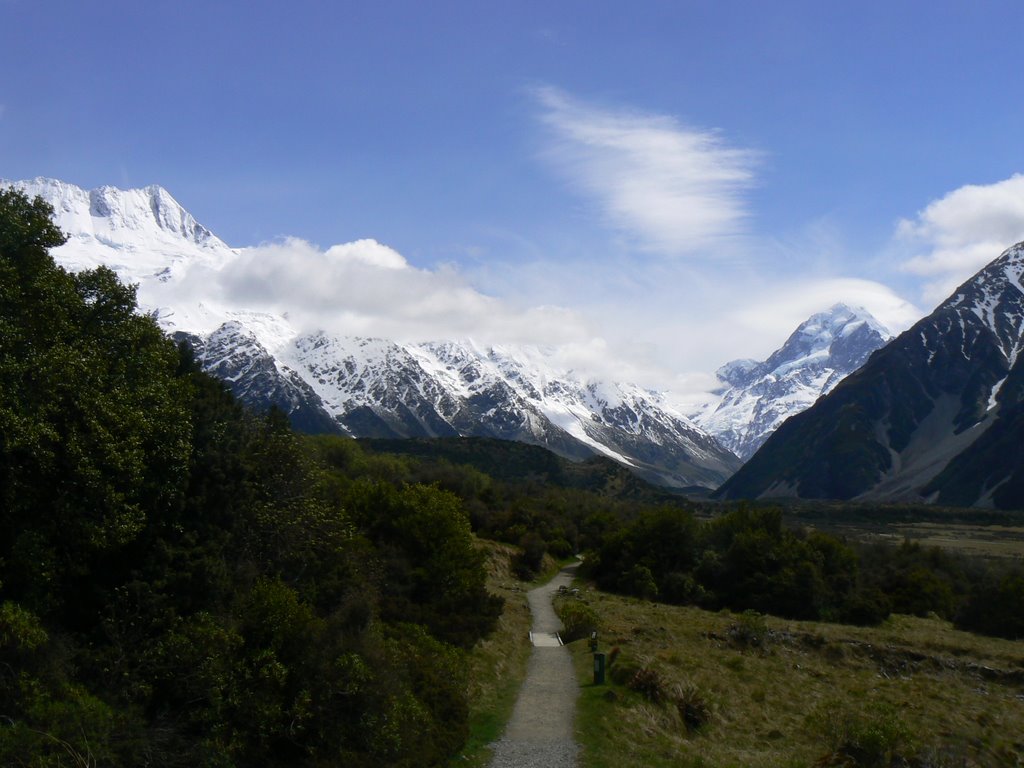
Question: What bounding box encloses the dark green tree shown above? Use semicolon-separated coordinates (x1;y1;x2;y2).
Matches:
0;191;191;625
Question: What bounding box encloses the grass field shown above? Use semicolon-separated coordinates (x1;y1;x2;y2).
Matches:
828;520;1024;561
457;518;1024;767
775;503;1024;562
565;585;1024;767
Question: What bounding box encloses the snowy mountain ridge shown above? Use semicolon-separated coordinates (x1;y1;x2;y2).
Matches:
945;243;1024;367
8;177;740;489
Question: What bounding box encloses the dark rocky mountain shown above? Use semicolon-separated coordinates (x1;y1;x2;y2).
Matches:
717;242;1024;509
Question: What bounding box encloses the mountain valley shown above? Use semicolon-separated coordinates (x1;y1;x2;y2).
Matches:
12;176;1016;505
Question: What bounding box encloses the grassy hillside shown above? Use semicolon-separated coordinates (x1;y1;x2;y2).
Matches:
564;587;1024;767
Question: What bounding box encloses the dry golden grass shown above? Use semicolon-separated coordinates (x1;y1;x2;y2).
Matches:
870;523;1024;560
804;519;1024;562
568;585;1024;767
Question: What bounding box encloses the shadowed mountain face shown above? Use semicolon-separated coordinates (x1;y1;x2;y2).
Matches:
717;242;1024;509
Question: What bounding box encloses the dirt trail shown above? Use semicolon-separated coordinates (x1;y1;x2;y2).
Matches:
488;562;580;768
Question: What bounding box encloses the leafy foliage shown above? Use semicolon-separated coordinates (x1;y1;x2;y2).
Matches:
586;505;877;623
582;502;1018;631
955;566;1024;639
810;699;913;767
553;596;599;643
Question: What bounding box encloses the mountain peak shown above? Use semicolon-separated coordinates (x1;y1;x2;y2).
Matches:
693;304;891;460
2;177;235;284
8;177;225;249
7;176;744;490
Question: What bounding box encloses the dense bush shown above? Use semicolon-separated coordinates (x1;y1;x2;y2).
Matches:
857;540;969;619
955;567;1024;639
583;504;1012;630
553;595;599;642
586;505;881;624
809;699;913;767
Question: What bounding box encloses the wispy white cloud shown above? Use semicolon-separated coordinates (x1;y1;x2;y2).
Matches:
138;88;940;400
896;174;1024;303
535;86;759;256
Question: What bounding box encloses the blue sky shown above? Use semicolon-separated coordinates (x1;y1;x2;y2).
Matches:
4;1;1024;389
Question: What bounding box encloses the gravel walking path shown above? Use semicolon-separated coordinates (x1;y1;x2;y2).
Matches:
488;562;581;768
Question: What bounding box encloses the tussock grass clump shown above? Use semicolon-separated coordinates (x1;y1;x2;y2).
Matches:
727;609;770;650
607;655;714;735
627;665;669;704
672;682;713;734
608;658;642;686
809;699;912;767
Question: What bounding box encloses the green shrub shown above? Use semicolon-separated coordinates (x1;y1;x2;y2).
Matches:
841;587;892;626
512;532;547;580
623;564;659;600
0;601;48;652
955;569;1024;639
727;610;769;649
608;658;642;686
554;597;598;642
809;699;912;767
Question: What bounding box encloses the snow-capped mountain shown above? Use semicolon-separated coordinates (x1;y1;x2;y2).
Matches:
691;304;892;459
7;178;740;489
718;242;1024;509
4;177;236;281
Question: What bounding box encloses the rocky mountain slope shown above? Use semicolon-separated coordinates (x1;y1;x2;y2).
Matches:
690;304;891;459
717;242;1024;509
5;177;740;489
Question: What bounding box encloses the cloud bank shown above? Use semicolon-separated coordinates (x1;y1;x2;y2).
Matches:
897;174;1024;303
148;236;598;362
536;86;759;255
